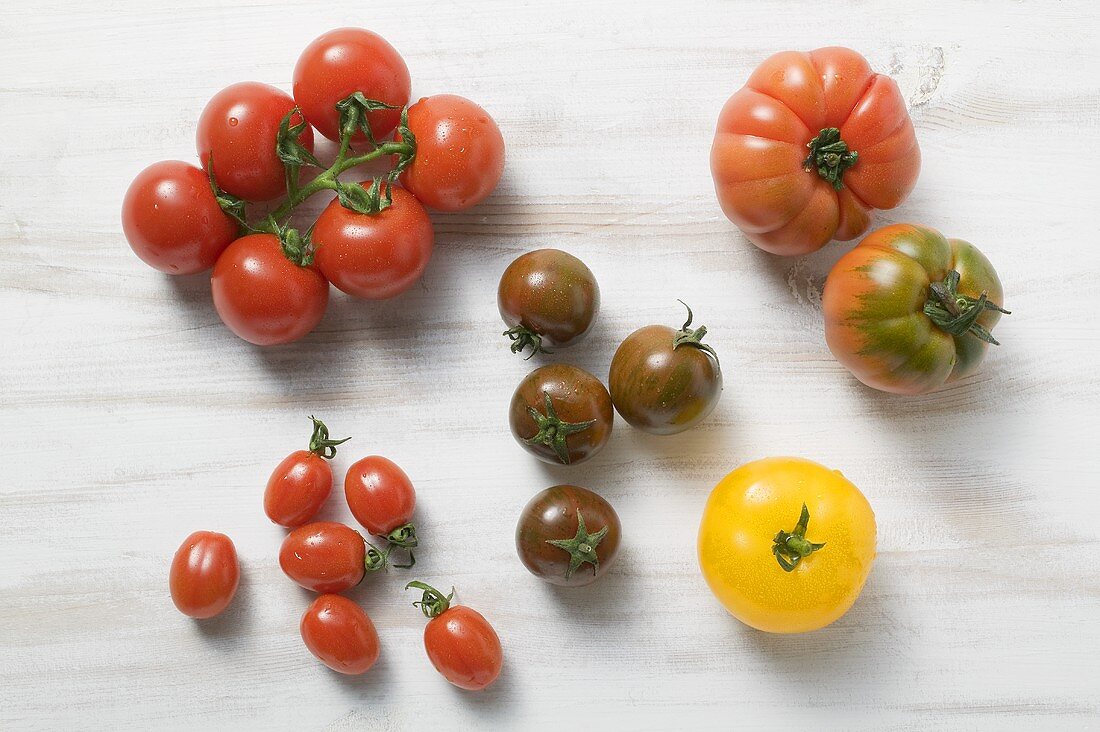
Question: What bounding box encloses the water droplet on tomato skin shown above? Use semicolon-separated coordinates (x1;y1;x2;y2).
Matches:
228;117;239;127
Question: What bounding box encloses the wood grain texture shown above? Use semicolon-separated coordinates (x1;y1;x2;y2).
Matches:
2;0;1099;729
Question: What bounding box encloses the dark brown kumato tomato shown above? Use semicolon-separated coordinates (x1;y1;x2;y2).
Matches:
508;364;613;465
609;303;722;435
497;249;600;358
515;485;621;587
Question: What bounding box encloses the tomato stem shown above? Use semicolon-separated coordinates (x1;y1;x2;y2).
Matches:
923;270;1010;345
385;523;418;549
307;415;350;459
672;300;719;362
364;538;416;572
524;391;596;465
210;93;418;265
545;509;609;580
803;128;858;190
772;503;825;572
406;581;454;618
503;325;550;359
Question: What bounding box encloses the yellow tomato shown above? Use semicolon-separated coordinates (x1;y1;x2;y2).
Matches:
697;457;876;633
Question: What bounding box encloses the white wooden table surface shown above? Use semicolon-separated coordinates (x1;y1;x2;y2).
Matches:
3;1;1099;729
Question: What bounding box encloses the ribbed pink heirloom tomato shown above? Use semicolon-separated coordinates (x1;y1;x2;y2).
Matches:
711;47;920;255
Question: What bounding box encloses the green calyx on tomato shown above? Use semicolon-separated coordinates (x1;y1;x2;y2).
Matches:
771;503;826;572
365;539;415;572
406;580;454;618
545;509;609;580
306;415;350;459
803;127;859;190
503;325;548;359
671;300;719;362
207;92;417;261
923;270;1011;345
205;158;249;231
525;391;597;465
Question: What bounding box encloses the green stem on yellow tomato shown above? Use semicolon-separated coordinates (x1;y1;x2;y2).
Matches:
772;503;825;572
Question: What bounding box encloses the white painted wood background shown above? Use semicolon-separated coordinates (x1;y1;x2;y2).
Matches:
2;0;1098;729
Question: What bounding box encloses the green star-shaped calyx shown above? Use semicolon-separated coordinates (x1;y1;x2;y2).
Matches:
545;509;609;580
524;391;595;465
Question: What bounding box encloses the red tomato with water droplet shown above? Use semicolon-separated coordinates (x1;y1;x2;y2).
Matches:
398;95;505;212
279;522;365;593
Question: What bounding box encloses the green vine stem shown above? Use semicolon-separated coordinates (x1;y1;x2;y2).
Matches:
365;541;415;572
772;503;826;572
923;270;1011;345
545;509;609;580
306;415;350;459
524;391;596;465
207;93;416;265
406;581;454;618
503;326;548;359
671;300;719;362
385;522;418;549
802;128;858;190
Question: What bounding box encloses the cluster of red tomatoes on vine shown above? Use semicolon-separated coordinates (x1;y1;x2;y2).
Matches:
123;27;504;346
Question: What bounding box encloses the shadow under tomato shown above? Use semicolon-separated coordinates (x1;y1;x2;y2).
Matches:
534;542;640;626
192;566;253;641
165;269;218;330
442;658;519;718
728;569;906;698
327;644;394;693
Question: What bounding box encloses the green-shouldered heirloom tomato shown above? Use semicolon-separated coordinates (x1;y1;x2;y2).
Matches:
210;233;329;346
609;302;722;434
169;531;240;619
515;485;621;587
509;364;613;465
312;184;434;300
293;28;411;144
397;94;505;212
197;81;314;202
264;417;349;528
279;521;366;593
822;223;1009;395
300;594;381;675
122;161;238;275
497;249;600;358
406;582;503;691
711;47;920;255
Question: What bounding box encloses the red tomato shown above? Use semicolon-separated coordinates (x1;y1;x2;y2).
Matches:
344;455;416;537
169;531;240;619
300;594;381;675
197;81;313;201
264;416;350;528
312;185;434;299
210;233;329;346
711;47;920;255
122;161;238;274
293;28;410;143
279;521;365;593
398;95;505;212
407;582;502;691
